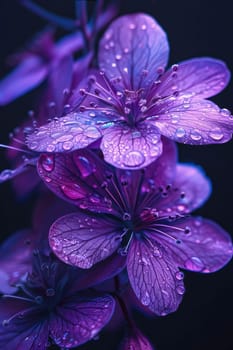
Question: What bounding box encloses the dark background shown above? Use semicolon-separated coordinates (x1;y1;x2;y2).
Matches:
0;1;233;349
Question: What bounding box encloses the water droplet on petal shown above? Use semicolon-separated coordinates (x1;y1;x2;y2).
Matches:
175;128;186;138
185;256;204;271
40;154;55;172
75;155;94;177
46;144;56;152
190;129;202;141
220;108;231;116
175;271;184;280
171;114;180;124
209;128;224;141
115;54;122;60
123;151;145;167
61;184;86;200
85;126;101;139
176;285;185;295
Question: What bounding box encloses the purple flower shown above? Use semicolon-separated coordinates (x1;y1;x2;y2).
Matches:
37;141;233;316
27;13;233;169
0;252;116;349
0;1;117;105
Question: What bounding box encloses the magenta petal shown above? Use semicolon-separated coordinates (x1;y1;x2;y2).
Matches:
120;329;154;350
0;57;48;105
152;97;233;144
99;13;169;91
101;124;163;169
156;57;230;99
50;294;115;348
159;217;233;273
49;212;122;268
127;238;184;316
26;111;112;152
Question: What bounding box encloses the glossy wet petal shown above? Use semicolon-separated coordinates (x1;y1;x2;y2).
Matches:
155;217;233;272
0;57;48;105
49;212;122;268
156;57;230;99
99;13;169;91
26;111;114;152
127;237;184;315
50;294;115;348
143;138;177;187
150;97;233;144
101;123;163;169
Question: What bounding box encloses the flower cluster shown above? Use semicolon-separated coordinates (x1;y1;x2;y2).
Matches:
0;1;232;349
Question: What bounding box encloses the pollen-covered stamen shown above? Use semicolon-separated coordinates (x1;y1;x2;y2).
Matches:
79;73;123;113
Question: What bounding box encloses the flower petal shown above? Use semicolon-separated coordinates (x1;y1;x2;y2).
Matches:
0;57;48;105
0;300;49;349
151;97;233;144
50;294;115;348
156;57;230;99
49;212;122;268
120;329;154;350
0;230;35;293
26;111;114;152
156;217;233;273
99;13;169;91
101;123;163;169
156;163;211;215
127;237;184;315
143;137;177;188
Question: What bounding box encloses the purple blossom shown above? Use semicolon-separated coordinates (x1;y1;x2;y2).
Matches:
27;13;233;169
0;0;117;105
36;141;233;316
0;252;116;349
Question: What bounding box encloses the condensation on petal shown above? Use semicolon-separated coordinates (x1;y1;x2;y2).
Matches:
127;237;183;316
151;97;233;145
100;123;162;169
26;111;113;153
156;57;230;99
99;13;169;91
49;212;122;268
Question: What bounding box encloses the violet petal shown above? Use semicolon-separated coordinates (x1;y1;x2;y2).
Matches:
26;110;113;152
49;212;122;268
0;57;48;105
127;237;184;316
100;123;163;169
0;230;34;293
0;300;49;349
156;217;233;273
50;294;115;348
156;57;230;99
99;13;169;91
156;163;211;215
151;97;233;144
